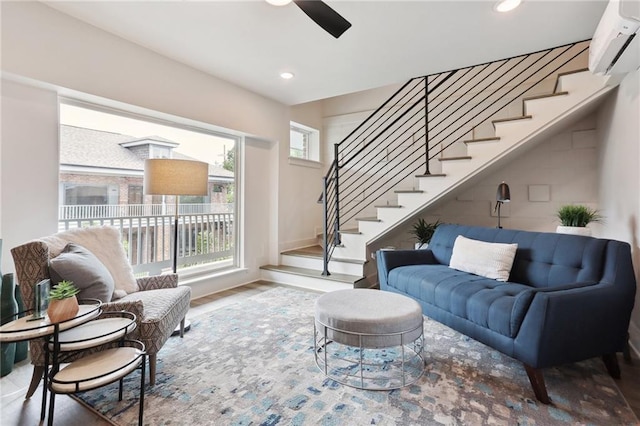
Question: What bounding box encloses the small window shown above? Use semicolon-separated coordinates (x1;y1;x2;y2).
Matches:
290;122;320;162
128;185;143;205
150;145;171;159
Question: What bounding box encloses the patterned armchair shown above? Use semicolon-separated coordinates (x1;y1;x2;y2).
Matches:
11;226;191;398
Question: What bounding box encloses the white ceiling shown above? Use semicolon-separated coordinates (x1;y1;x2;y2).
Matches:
45;0;607;106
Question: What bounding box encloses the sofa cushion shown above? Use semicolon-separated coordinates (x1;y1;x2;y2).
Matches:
449;235;517;281
387;264;535;337
49;243;115;303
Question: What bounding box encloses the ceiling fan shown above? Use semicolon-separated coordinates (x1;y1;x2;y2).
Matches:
266;0;352;39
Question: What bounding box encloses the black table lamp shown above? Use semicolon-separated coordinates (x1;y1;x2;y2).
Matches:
495;181;511;229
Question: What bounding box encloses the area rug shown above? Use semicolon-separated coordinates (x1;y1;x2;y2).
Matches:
75;287;638;425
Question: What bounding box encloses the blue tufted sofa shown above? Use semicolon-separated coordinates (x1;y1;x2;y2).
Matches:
377;224;636;403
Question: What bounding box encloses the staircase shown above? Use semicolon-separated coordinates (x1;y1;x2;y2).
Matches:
260;41;616;292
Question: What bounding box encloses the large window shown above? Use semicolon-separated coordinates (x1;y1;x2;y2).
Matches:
59;101;238;276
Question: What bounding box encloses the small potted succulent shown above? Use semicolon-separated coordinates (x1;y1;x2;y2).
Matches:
47;280;80;323
556;205;602;236
410;218;441;249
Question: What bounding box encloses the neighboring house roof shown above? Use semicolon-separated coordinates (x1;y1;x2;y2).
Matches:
61;125;142;171
60;125;233;179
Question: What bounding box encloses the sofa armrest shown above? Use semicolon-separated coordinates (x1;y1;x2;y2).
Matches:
514;281;634;368
136;273;178;291
377;249;437;290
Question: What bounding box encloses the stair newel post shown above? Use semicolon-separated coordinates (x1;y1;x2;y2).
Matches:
424;76;430;175
321;174;331;276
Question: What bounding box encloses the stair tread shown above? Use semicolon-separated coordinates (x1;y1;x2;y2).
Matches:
492;115;533;124
556;68;589;79
338;229;362;235
355;217;381;222
439;156;472;161
281;246;366;265
523;91;569;102
374;204;403;208
394;189;424;194
415;173;447;177
463;137;500;144
260;264;363;284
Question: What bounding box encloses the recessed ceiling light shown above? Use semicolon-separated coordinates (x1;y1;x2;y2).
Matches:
494;0;522;13
280;71;295;80
266;0;292;6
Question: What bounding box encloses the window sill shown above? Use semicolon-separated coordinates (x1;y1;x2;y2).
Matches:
178;265;247;286
288;157;322;169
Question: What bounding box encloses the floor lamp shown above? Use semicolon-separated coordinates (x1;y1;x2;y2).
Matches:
495;181;511;229
144;158;209;333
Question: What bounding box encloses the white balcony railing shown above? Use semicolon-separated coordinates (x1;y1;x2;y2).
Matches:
58;204;234;276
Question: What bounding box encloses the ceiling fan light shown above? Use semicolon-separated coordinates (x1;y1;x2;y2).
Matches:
266;0;292;6
494;0;522;13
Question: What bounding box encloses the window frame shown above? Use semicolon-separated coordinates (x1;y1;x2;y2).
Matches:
58;98;242;278
289;121;321;166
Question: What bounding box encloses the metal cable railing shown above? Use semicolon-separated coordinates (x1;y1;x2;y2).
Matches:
322;40;590;276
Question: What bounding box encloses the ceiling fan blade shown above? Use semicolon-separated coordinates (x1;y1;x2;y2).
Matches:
293;0;352;39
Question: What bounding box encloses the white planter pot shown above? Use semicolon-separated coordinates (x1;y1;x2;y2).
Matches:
556;225;591;236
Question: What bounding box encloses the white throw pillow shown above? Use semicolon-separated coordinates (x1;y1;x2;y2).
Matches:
42;226;139;296
449;235;518;282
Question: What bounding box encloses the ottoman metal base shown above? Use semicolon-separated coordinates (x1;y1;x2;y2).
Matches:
313;289;425;391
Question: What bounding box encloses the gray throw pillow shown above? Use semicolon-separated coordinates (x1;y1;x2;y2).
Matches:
49;243;115;303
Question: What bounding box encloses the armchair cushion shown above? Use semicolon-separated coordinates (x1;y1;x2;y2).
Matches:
118;286;191;354
49;243;115;303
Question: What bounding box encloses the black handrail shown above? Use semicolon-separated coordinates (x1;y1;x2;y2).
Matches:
321;40;590;276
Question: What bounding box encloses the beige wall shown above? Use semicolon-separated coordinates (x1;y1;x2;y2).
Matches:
597;70;640;354
0;2;313;296
372;114;601;249
1;80;60;273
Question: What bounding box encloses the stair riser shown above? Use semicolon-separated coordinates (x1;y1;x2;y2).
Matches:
416;178;450;193
260;269;351;293
332;234;367;261
395;193;428;210
357;220;385;235
280;254;364;276
556;71;602;93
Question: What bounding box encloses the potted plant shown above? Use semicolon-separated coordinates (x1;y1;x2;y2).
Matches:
556;205;602;236
410;218;441;249
47;280;80;323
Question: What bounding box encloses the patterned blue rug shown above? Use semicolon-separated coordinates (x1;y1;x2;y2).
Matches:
75;286;638;425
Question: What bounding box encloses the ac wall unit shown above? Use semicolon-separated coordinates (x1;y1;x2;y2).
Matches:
589;0;640;75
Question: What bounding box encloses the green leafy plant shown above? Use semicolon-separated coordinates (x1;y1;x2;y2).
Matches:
48;280;80;300
410;218;441;245
557;205;602;227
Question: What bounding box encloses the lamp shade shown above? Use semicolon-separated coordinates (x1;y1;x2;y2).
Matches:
496;182;511;202
144;159;208;196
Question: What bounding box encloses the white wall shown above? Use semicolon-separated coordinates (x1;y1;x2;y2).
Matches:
597;70;640;354
284;100;325;250
0;81;60;273
371;114;602;251
0;1;317;295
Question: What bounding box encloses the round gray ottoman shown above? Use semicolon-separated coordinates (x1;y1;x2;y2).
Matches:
314;289;425;390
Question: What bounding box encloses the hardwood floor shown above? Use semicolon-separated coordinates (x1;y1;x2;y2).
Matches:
1;281;638;425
